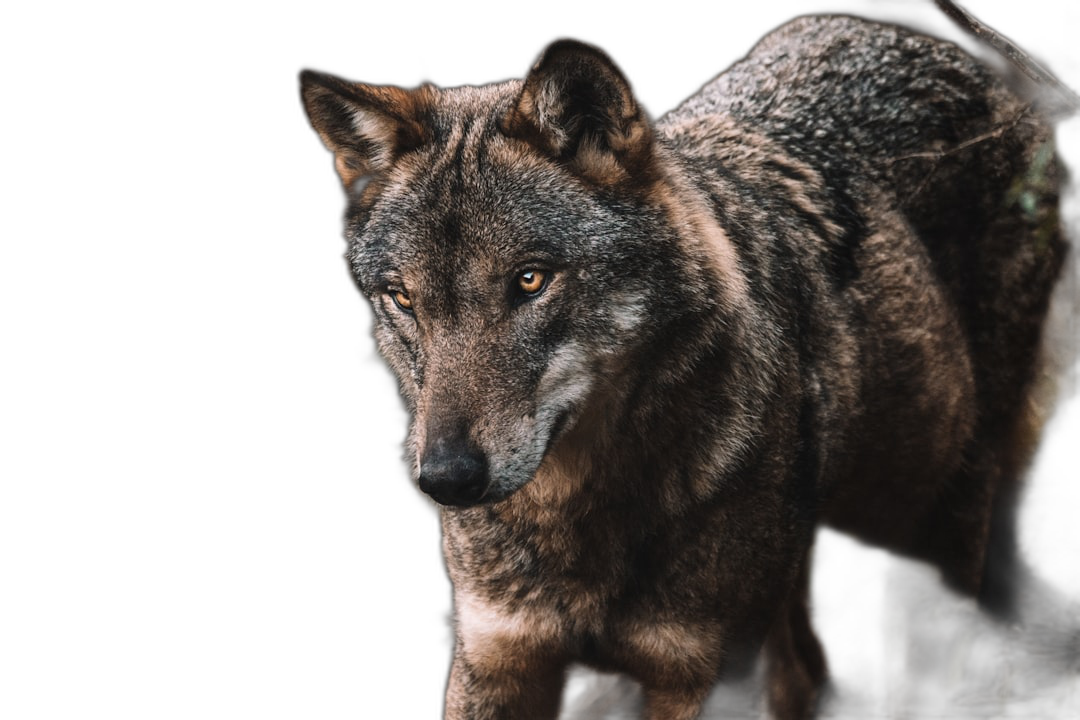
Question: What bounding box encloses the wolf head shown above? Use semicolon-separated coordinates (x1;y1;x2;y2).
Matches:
301;41;733;507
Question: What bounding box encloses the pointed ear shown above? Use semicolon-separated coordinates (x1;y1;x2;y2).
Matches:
299;70;429;190
501;40;655;184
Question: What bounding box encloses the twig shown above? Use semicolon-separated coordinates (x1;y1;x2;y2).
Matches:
893;105;1033;164
934;0;1080;118
891;105;1033;202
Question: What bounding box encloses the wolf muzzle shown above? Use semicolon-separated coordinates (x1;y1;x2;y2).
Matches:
418;440;489;507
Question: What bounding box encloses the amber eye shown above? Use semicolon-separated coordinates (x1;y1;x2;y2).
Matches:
517;269;548;296
390;288;413;313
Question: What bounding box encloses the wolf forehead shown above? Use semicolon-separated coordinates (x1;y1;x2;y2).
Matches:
349;187;633;316
329;90;641;287
345;139;601;284
301;40;720;304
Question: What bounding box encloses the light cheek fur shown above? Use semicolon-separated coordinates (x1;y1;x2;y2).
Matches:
533;343;594;411
482;343;596;497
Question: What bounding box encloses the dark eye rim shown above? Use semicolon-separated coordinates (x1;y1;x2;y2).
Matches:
388;287;414;314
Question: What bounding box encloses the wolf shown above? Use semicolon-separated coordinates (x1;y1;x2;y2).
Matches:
300;13;1066;720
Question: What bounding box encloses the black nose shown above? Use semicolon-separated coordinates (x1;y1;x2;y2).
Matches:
418;444;489;507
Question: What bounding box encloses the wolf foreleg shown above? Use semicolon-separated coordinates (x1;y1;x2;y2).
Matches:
444;638;566;720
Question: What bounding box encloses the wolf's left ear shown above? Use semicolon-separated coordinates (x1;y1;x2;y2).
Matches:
501;40;655;184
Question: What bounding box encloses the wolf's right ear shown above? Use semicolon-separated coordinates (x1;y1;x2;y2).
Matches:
300;70;429;190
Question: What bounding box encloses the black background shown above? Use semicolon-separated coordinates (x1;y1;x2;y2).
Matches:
223;2;1075;716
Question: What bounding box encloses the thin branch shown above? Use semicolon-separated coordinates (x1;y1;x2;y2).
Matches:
890;105;1033;202
892;105;1033;164
934;0;1080;118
